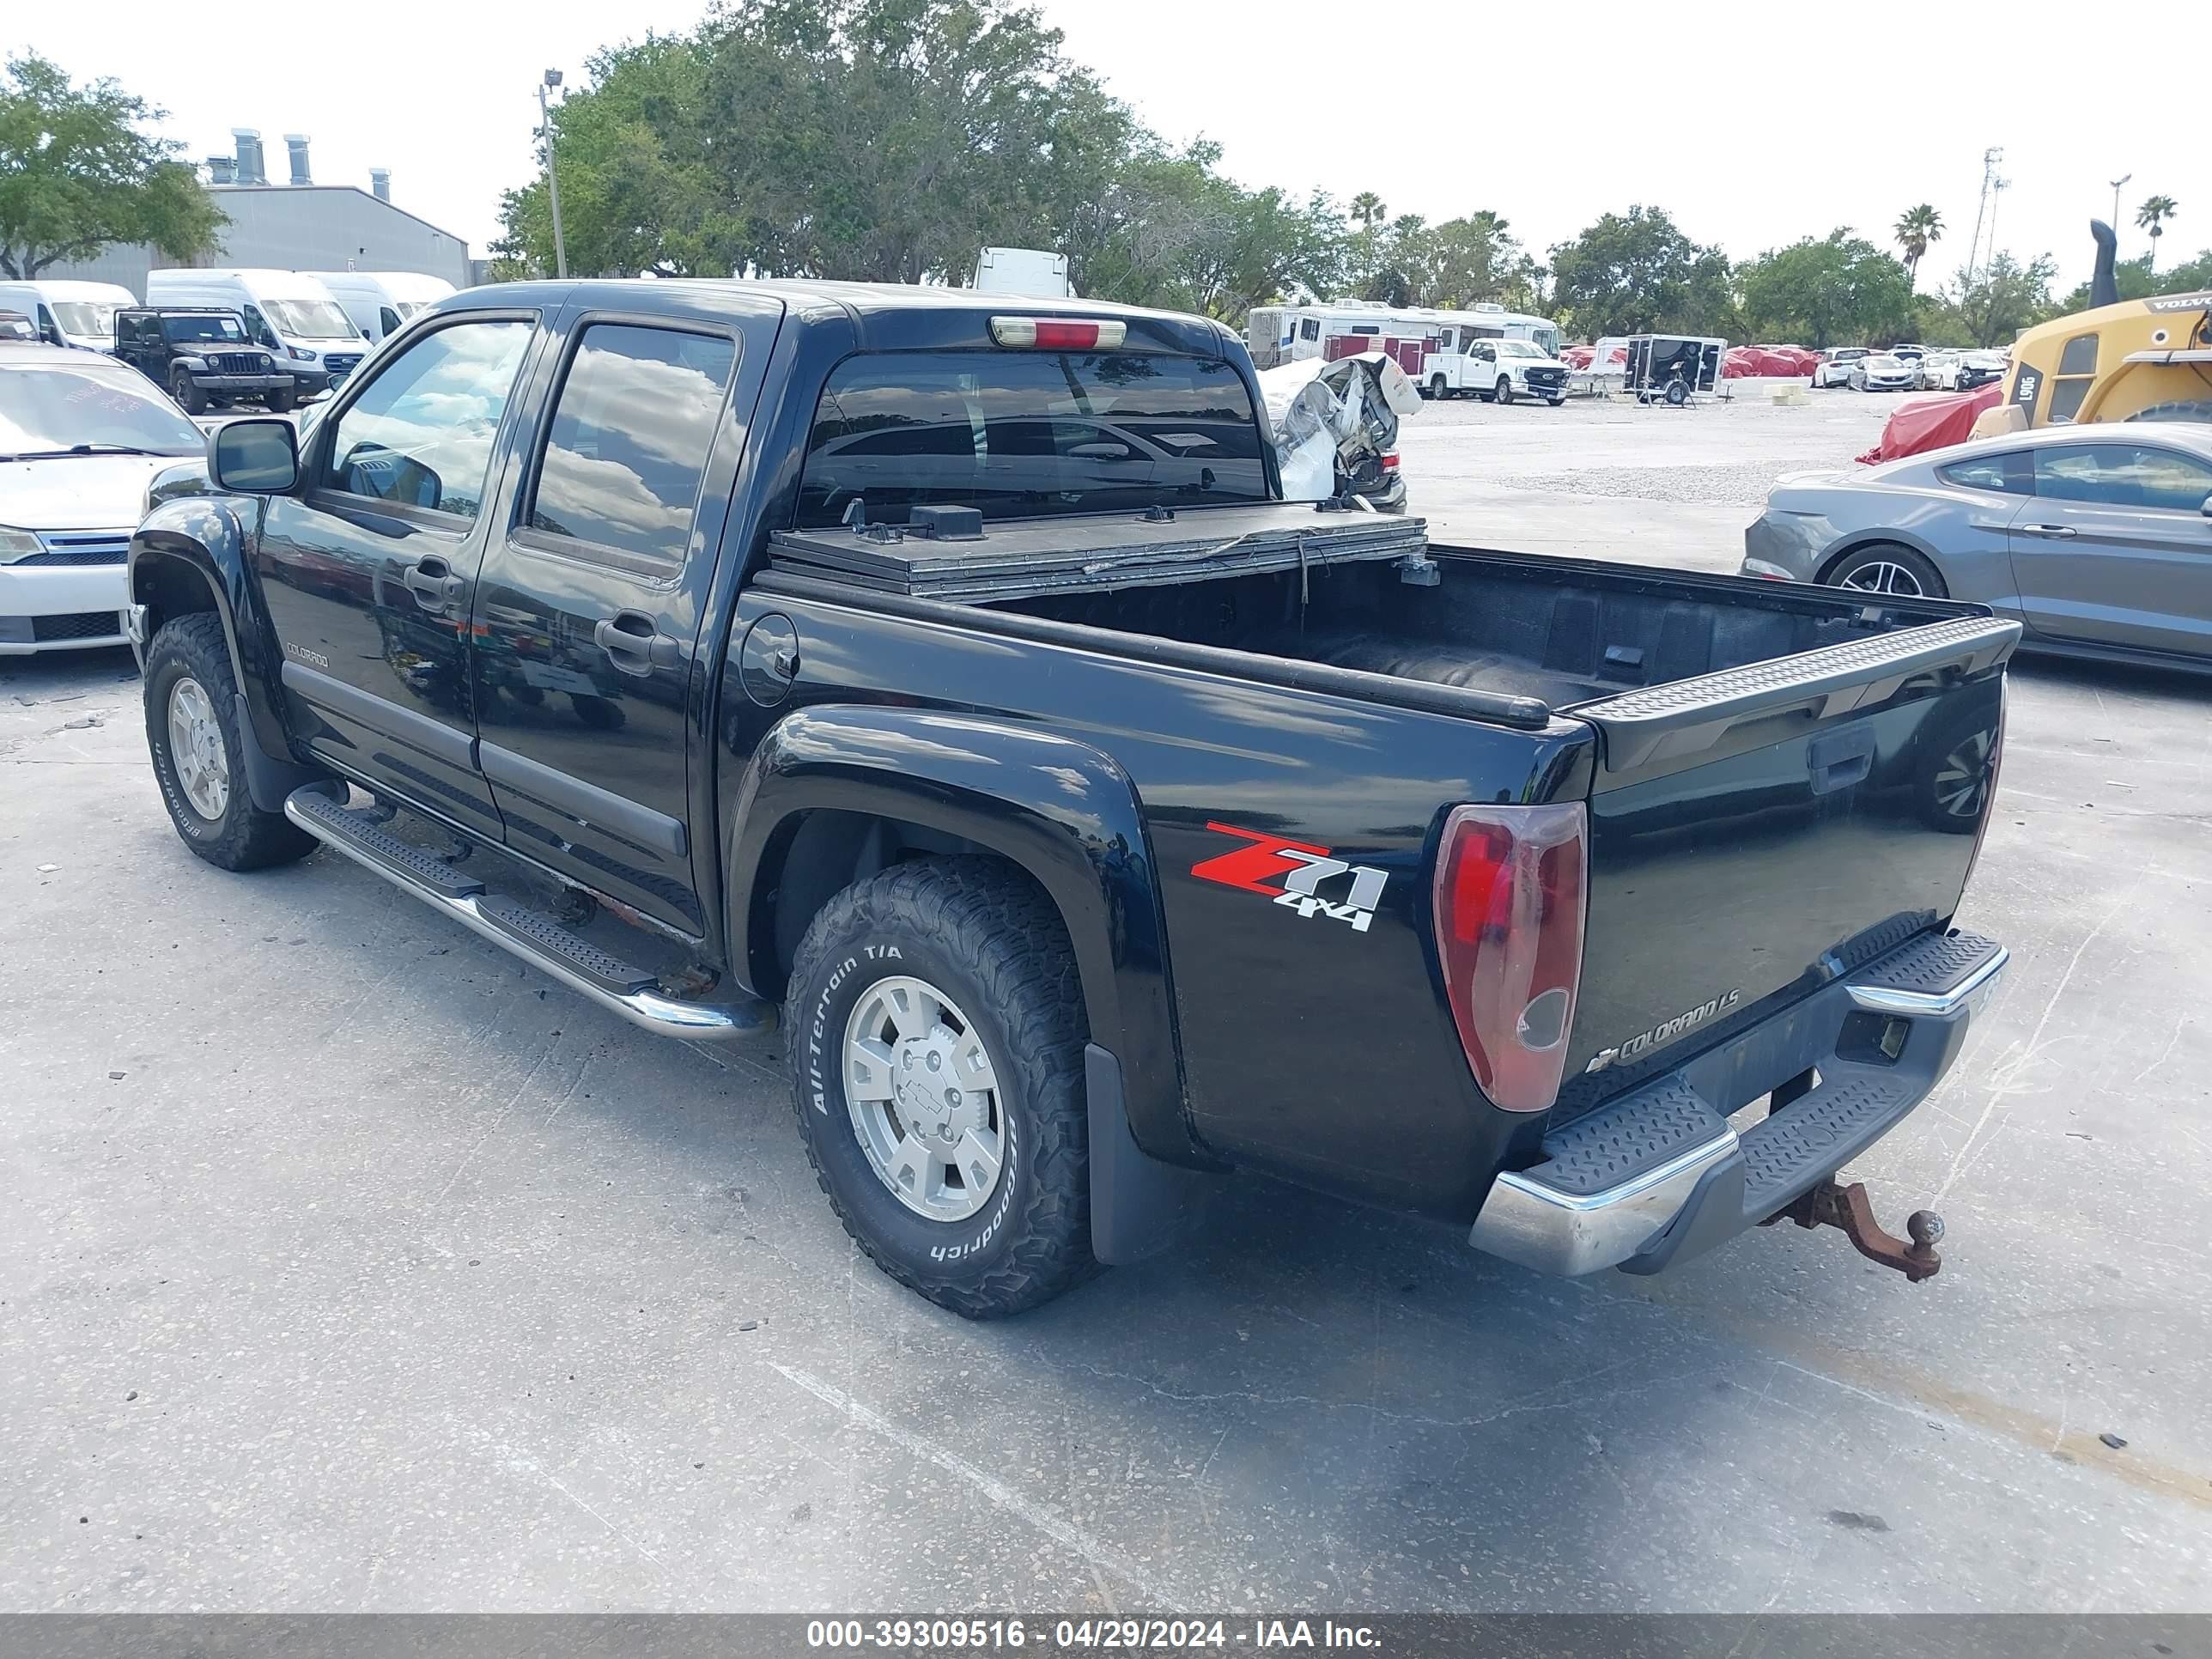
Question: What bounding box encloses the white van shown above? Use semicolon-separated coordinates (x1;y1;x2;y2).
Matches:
145;269;368;398
0;280;137;354
307;271;459;343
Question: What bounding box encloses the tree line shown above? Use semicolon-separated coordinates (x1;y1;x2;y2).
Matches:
5;26;2201;356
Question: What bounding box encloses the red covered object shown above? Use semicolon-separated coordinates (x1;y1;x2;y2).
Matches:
1855;381;2004;465
1723;345;1819;378
1560;345;1594;369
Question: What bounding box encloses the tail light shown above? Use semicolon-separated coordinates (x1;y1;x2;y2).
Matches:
989;316;1127;350
1432;803;1589;1113
1380;453;1400;472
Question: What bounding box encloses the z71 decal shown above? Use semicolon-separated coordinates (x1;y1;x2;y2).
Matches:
1190;821;1388;933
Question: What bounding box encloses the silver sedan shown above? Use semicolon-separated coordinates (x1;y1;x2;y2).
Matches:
1742;422;2212;671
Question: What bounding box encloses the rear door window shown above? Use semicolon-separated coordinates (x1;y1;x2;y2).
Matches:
798;350;1268;526
524;322;738;573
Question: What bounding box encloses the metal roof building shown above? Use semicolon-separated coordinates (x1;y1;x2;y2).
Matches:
39;131;473;300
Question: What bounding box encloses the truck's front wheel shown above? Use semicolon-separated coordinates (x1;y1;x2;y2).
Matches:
785;858;1095;1318
143;615;316;871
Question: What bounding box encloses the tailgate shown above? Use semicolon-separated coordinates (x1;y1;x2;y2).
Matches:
1554;614;2019;1119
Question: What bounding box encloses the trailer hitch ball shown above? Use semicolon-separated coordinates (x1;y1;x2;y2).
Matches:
1765;1179;1945;1283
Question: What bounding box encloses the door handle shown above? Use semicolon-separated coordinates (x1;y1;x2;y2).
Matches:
594;610;678;673
403;556;463;611
2020;523;2078;538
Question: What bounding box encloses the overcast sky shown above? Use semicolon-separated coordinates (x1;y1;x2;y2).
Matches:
22;0;2206;295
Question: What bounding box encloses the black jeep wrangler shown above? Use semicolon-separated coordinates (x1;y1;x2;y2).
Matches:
113;307;295;415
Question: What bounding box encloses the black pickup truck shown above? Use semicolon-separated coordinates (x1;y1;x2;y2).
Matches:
125;281;2015;1316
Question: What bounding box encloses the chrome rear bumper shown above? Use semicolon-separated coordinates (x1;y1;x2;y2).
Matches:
1470;933;2008;1276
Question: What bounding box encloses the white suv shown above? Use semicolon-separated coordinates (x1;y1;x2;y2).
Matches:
1812;348;1870;389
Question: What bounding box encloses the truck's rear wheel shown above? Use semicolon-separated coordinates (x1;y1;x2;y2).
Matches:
143;615;316;871
785;858;1095;1318
1429;373;1448;401
2124;400;2212;425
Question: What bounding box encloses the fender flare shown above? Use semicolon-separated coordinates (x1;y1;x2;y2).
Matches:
726;704;1205;1169
128;494;302;786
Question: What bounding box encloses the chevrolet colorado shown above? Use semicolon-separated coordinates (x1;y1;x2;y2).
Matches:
125;281;2014;1316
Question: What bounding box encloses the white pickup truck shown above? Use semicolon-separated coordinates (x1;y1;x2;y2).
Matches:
1420;337;1571;406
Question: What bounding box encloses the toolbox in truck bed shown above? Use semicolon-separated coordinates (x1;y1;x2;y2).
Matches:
767;501;1430;602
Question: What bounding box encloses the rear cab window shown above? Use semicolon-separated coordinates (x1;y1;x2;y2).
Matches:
796;349;1269;527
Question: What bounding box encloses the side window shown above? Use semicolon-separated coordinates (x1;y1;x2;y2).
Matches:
2045;332;2099;424
2034;444;2212;511
1298;318;1319;342
526;323;737;570
1938;452;2030;494
379;307;402;337
321;319;532;520
240;302;272;348
2057;334;2099;375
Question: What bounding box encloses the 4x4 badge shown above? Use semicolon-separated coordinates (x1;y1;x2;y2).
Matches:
1191;822;1388;933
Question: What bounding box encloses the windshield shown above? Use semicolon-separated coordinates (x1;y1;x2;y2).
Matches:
163;314;247;343
1497;340;1546;359
799;350;1269;526
263;298;361;340
0;365;204;459
395;301;422;319
51;301;122;338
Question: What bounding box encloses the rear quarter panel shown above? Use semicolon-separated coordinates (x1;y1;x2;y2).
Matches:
720;586;1596;1218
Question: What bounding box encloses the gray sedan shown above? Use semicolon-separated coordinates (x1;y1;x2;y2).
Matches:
1743;423;2212;672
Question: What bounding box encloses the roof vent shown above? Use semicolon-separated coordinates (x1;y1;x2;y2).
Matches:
231;128;265;186
205;155;237;185
368;167;391;203
283;134;312;186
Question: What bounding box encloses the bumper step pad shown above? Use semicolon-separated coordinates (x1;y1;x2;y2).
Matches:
1469;930;2007;1276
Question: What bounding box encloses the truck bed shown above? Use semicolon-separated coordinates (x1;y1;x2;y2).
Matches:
995;544;1952;714
988;544;2018;1126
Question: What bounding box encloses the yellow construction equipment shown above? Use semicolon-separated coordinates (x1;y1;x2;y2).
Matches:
1975;222;2212;437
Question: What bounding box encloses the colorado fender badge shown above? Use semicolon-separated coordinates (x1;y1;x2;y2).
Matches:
1190;821;1388;934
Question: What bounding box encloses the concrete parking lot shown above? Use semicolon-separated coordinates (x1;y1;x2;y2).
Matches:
5;390;2209;1613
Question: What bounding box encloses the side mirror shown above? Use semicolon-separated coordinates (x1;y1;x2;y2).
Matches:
2203;494;2212;520
210;418;300;494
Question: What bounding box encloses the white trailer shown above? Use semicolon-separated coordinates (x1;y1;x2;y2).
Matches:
1246;301;1561;373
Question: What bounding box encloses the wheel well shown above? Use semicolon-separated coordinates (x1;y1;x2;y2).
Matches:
1815;537;1916;586
133;551;221;644
749;808;1063;1000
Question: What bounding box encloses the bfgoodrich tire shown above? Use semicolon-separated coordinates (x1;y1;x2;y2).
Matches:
785;857;1095;1318
143;614;317;871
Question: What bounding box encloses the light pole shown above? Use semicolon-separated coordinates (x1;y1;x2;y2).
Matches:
538;69;568;279
2109;173;2131;241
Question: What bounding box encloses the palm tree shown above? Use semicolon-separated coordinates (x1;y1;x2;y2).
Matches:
1894;204;1943;289
2136;195;2179;272
1348;192;1386;232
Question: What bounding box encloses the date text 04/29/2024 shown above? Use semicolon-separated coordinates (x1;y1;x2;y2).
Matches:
805;1620;1380;1650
